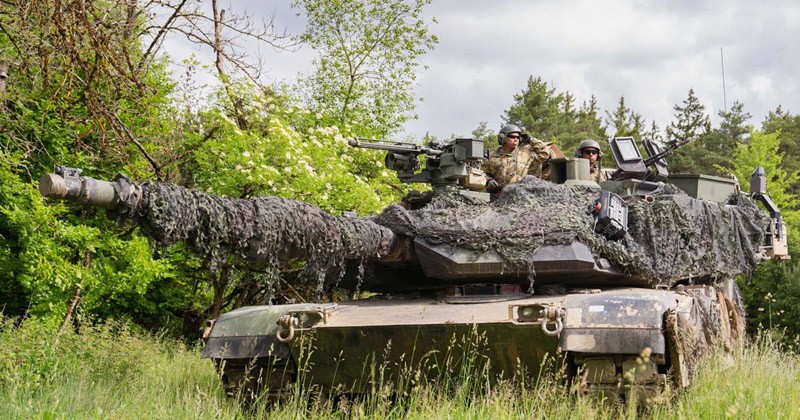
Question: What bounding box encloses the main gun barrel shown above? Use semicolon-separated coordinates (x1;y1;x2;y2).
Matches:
38;167;406;285
39;166;121;209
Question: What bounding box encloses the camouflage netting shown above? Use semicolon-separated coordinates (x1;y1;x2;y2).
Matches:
113;182;395;291
374;176;769;285
111;175;769;291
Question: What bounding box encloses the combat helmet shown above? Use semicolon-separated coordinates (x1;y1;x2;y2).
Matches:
575;139;603;160
497;124;522;145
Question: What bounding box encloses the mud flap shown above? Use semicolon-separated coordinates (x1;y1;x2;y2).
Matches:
665;309;690;388
666;285;745;389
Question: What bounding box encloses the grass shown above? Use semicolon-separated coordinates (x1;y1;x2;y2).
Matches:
1;317;798;419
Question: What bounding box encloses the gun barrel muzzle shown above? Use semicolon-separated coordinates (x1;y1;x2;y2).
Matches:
39;173;119;209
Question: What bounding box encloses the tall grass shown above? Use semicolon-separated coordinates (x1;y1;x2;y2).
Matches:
0;318;235;419
1;317;798;419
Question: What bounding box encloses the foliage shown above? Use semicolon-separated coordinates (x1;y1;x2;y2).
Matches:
762;106;800;195
0;153;173;321
0;1;178;323
606;96;644;139
666;89;713;173
740;260;800;343
727;128;800;344
503;77;607;154
699;101;751;176
471;121;497;146
572;96;608;147
185;86;399;215
0;317;231;419
667;101;751;177
295;0;438;137
1;0;411;330
641;120;665;147
168;80;407;319
728;130;800;227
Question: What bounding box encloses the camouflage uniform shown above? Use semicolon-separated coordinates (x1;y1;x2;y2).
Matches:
482;138;550;184
575;139;606;183
589;161;605;183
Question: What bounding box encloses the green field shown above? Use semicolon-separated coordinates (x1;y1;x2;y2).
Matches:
2;319;798;419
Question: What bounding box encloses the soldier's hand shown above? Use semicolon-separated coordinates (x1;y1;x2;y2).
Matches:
520;133;531;144
486;179;503;194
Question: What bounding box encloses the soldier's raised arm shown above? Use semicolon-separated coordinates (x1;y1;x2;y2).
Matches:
521;134;550;178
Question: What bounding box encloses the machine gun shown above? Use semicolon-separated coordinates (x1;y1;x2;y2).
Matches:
348;137;485;187
643;138;690;168
607;136;689;182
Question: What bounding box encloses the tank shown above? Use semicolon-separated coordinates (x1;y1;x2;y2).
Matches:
39;135;789;401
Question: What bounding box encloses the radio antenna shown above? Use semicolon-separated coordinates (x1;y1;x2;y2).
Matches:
720;47;728;112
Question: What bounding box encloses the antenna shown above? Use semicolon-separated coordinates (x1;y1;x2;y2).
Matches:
720;47;727;112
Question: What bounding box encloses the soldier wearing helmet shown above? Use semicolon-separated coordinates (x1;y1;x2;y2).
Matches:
575;139;606;182
481;124;550;195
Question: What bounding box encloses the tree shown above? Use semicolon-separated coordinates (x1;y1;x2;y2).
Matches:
0;0;419;339
0;0;189;328
606;96;644;140
728;129;800;343
762;106;800;195
728;130;799;221
295;0;438;137
172;85;404;319
575;96;608;142
666;89;713;173
641;120;664;145
718;101;752;143
141;0;299;132
471;121;496;145
503;78;606;154
504;77;564;140
693;101;752;176
666;89;712;143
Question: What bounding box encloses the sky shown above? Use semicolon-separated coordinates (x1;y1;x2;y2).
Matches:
165;0;800;141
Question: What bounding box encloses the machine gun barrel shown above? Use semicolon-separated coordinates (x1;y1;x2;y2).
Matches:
348;138;443;156
643;138;689;167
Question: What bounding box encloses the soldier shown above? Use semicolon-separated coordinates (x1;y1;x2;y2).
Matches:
575;139;606;183
482;124;550;194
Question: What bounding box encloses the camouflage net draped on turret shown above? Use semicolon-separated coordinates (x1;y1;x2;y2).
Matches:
374;177;768;285
112;176;768;291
